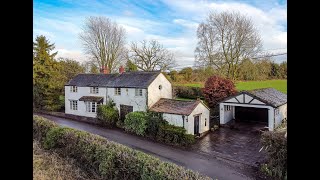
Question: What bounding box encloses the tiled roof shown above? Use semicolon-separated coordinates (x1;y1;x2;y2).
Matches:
248;88;287;107
65;71;161;88
150;98;201;115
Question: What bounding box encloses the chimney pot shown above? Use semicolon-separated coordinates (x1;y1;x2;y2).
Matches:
119;65;125;74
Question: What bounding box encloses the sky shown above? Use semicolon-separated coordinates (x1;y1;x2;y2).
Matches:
33;0;287;68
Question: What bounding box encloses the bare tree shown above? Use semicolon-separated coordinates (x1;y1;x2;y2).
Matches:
128;40;176;71
195;11;262;80
79;16;126;73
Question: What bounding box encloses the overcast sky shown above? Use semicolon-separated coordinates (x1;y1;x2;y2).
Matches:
33;0;287;68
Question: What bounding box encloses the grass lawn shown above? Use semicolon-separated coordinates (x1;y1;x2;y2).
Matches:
33;140;90;180
235;80;287;94
174;79;287;94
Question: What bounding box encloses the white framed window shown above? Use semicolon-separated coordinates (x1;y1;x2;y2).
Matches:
70;100;78;110
135;89;143;96
85;102;98;113
90;87;99;94
70;86;77;93
115;88;121;95
224;105;231;111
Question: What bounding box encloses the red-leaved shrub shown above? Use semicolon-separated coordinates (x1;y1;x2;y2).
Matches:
203;76;237;108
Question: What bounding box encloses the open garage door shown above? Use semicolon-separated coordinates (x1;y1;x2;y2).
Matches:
235;106;268;123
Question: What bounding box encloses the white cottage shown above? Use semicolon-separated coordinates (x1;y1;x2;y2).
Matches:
65;71;209;134
219;88;287;131
65;70;172;120
150;98;210;135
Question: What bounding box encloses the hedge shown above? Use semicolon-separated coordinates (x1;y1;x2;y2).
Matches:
173;86;204;99
261;131;287;180
157;124;195;146
33;115;211;180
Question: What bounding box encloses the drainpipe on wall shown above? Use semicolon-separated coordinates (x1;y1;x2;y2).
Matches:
182;115;185;128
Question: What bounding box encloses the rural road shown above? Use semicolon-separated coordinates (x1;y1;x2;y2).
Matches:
34;113;257;180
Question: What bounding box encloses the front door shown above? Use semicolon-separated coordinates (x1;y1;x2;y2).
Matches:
120;105;133;122
194;115;200;135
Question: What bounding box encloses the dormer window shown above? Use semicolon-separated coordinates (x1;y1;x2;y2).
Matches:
90;87;99;94
70;86;77;93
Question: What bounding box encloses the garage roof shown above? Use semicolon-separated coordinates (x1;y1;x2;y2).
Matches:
150;98;203;115
222;88;287;108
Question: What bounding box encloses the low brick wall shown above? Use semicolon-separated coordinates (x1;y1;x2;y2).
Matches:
36;110;100;125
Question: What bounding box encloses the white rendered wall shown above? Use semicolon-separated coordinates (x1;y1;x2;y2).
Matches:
187;103;210;135
65;86;107;118
163;113;184;127
147;73;172;107
107;87;147;112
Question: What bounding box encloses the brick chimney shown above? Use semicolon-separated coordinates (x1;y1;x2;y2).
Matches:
100;65;109;74
119;65;125;74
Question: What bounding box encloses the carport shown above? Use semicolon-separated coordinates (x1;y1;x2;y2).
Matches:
219;88;287;131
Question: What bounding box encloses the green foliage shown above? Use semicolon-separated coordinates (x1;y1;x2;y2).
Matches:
279;61;287;79
146;112;167;138
261;131;287;180
169;70;178;81
33;35;63;111
33;115;211;179
124;111;148;136
180;67;193;81
33;115;57;142
125;60;138;72
57;58;85;82
174;86;204;99
157;124;195;146
97;102;119;127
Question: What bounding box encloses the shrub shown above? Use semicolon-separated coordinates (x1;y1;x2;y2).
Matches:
203;75;237;108
97;104;119;127
174;86;204;99
157;124;195;146
124;111;148;136
33;115;211;180
33;115;57;142
261;131;287;180
146;112;167;138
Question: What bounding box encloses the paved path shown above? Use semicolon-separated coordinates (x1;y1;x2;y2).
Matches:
34;113;256;180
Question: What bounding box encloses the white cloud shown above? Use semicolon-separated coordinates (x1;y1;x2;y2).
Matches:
56;48;89;63
173;19;198;29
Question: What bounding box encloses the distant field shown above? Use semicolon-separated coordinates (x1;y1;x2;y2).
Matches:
174;80;287;94
236;80;287;94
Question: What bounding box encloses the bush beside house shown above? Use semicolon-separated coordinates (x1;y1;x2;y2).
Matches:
33;115;211;180
124;111;195;146
97;101;119;127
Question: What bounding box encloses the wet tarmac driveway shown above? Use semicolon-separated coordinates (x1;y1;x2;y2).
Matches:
190;124;267;167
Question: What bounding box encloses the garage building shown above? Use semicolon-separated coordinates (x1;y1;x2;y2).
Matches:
219;88;287;131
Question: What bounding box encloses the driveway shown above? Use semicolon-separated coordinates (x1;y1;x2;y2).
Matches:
34;113;264;180
190;123;267;167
